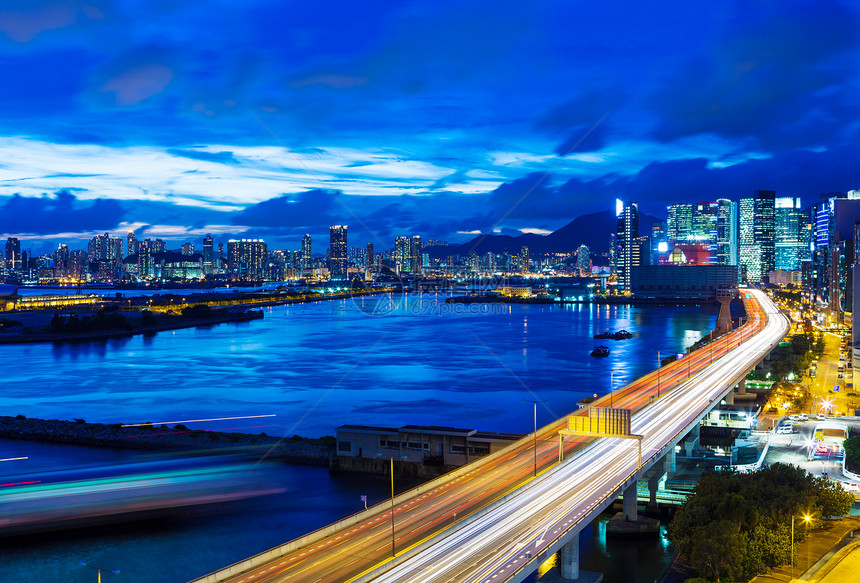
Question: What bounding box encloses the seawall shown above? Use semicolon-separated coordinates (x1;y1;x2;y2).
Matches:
0;415;333;465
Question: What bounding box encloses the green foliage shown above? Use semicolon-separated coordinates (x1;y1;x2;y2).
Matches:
843;435;860;474
667;464;853;580
689;520;744;582
181;304;214;318
141;309;157;326
50;310;132;333
50;313;65;332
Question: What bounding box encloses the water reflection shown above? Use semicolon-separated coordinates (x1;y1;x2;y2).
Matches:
2;297;717;437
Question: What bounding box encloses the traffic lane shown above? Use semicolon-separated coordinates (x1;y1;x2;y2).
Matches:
215;303;769;583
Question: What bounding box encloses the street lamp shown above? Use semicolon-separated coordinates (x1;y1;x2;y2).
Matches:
80;562;120;582
523;400;545;477
377;453;407;556
791;514;811;578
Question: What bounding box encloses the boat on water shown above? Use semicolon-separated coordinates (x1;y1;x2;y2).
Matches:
592;329;633;340
590;345;610;357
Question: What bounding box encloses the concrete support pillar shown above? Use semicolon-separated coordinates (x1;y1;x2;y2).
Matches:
648;475;660;509
724;390;734;405
623;483;638;522
560;532;580;580
737;379;746;395
664;448;676;473
684;424;700;456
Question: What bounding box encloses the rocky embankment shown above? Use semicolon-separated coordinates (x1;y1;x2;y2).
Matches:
0;415;333;465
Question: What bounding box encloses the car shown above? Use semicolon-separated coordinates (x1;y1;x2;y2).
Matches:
817;413;826;421
788;415;801;421
799;414;808;421
776;425;793;435
838;372;844;379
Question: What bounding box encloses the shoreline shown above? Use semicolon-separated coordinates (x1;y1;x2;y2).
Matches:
0;415;333;465
0;289;386;345
0;309;263;345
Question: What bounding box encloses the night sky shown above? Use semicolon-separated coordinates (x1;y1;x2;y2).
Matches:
1;0;859;253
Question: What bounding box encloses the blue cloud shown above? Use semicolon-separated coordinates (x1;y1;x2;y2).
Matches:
0;190;124;235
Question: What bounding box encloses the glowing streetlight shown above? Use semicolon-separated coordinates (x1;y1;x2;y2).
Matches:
791;515;811;578
80;562;120;582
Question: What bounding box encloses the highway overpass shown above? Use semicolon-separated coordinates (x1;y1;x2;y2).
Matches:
190;289;788;583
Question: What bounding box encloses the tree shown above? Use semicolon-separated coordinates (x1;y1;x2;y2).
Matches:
50;313;65;333
846;435;860;473
689;520;744;582
668;464;853;580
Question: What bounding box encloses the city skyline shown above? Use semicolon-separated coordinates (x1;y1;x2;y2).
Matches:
0;1;858;254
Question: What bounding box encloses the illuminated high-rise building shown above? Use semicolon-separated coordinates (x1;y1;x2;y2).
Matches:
411;236;422;276
5;237;21;272
667;203;692;243
738;190;775;282
615;199;639;291
329;225;348;279
127;231;138;257
774;197;807;271
715;199;737;266
202;235;214;276
394;236;411;274
227;239;267;280
576;244;590;275
301;234;312;270
520;246;529;274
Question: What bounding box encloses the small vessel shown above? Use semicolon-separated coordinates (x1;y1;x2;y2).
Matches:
593;331;614;339
590;345;610;357
613;329;633;340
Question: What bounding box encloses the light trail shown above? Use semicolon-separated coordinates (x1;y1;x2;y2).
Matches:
122;414;276;427
0;457;28;462
368;290;788;583
190;291;780;583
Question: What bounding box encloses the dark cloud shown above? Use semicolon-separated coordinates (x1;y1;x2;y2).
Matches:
0;190;124;235
648;0;860;151
232;189;341;229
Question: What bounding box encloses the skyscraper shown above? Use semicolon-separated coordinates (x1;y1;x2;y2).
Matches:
5;237;21;272
227;239;267;279
576;245;590;275
520;246;529;274
301;234;312;271
411;236;422;276
615;199;639;291
650;221;667;265
202;235;214;276
394;236;411;274
329;225;348;279
87;233;123;279
127;231;138;257
739;190;776;282
366;242;374;275
667;203;692;243
775;197;805;271
716;199;737;266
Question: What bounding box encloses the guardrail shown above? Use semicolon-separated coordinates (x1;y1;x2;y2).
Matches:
190;293;779;583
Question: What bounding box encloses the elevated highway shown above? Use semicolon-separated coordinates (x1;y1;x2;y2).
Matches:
190;289;787;583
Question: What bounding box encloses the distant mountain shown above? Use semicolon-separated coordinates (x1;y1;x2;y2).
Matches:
428;210;662;258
